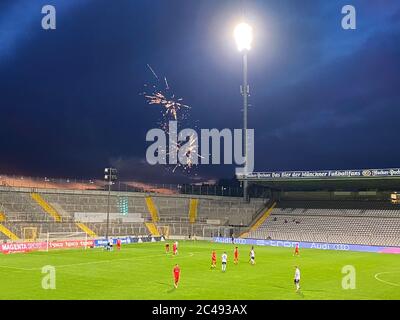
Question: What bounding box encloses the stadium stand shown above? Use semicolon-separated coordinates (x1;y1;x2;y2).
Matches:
0;224;19;241
145;196;160;222
0;186;266;241
189;199;198;223
75;222;97;237
0;190;53;222
3;175;397;247
247;200;400;246
31;193;62;222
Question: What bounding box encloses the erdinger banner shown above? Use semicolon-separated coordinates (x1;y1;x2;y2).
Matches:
1;239;94;254
213;237;400;254
240;168;400;180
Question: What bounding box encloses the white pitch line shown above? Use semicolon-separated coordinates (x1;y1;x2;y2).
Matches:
0;251;199;272
0;265;36;271
374;271;400;287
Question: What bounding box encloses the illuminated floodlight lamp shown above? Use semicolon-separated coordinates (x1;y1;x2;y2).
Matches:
234;22;253;51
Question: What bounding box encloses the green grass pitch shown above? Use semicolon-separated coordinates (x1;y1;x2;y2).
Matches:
0;240;399;300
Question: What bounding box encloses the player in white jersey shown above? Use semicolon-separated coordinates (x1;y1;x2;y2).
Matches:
249;246;255;265
294;266;301;292
221;252;227;272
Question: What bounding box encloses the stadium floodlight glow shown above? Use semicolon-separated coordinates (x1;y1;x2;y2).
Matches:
234;22;253;51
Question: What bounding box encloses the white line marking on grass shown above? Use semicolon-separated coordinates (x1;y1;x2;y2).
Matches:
374;272;400;287
0;265;36;271
0;251;200;272
54;253;169;268
55;251;198;269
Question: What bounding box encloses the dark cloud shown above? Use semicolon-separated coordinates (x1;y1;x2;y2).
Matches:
251;24;400;172
0;0;399;182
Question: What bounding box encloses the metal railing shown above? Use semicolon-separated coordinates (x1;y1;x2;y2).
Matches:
0;174;270;198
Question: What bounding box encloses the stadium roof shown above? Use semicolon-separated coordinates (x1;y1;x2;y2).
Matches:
237;168;400;191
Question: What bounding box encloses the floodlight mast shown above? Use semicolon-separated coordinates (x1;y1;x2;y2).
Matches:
104;168;117;240
234;22;253;201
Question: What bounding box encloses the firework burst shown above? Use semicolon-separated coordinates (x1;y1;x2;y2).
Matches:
156;133;203;174
144;91;189;120
142;64;190;122
142;64;201;174
172;133;204;173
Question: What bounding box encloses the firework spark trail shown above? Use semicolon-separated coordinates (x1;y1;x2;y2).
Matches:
142;64;198;174
164;77;169;90
147;64;159;80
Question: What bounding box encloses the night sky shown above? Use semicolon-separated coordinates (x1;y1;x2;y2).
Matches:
0;0;399;183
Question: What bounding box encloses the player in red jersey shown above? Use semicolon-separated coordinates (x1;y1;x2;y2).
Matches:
116;238;121;250
172;242;177;255
173;264;181;288
294;243;300;256
165;243;170;253
211;250;217;269
234;247;239;264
